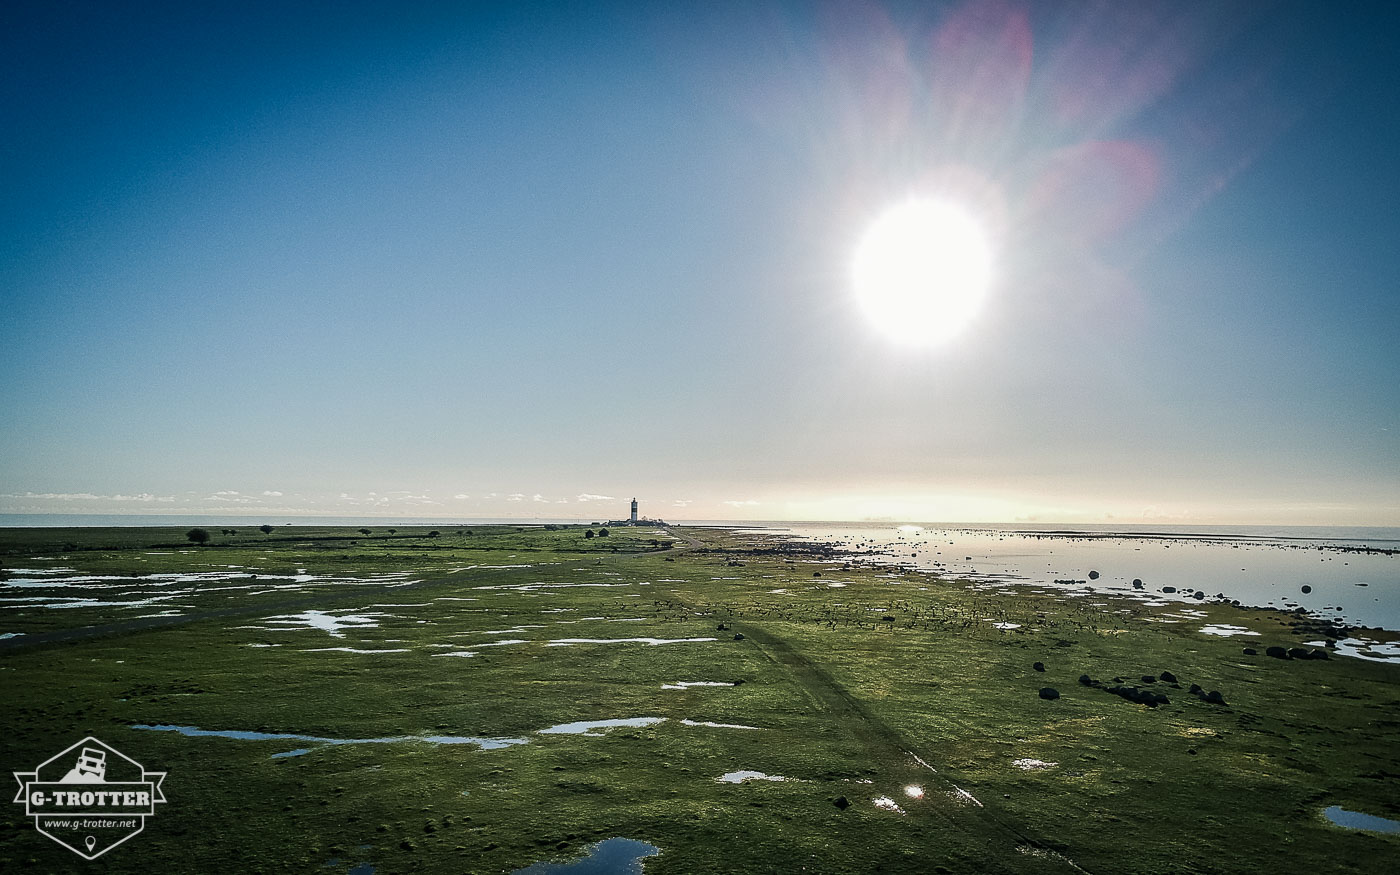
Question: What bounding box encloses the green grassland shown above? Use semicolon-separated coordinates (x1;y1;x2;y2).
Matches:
1;525;1396;873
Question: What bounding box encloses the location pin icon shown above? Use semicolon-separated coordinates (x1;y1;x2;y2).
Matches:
85;836;96;853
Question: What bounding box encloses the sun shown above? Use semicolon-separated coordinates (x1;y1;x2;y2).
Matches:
852;198;994;346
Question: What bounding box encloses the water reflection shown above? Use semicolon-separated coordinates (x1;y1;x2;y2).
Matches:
1323;805;1400;833
512;837;659;874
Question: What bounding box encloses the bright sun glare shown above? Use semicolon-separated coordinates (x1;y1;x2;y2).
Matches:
852;199;993;346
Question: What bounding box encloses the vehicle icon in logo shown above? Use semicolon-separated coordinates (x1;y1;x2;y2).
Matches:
12;737;167;859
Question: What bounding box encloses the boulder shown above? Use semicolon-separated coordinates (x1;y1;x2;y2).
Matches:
1078;674;1094;686
1039;687;1060;700
1033;662;1046;672
1159;671;1178;683
1141;675;1157;684
1242;648;1257;656
732;633;745;641
1266;646;1290;659
1204;690;1226;705
1287;647;1312;660
834;796;850;810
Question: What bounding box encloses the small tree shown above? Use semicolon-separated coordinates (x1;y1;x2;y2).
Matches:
427;531;440;539
388;529;397;535
585;529;595;539
186;528;210;546
358;528;371;537
259;524;274;535
598;528;609;537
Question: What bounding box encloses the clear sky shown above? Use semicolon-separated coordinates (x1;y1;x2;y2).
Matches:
3;0;1397;526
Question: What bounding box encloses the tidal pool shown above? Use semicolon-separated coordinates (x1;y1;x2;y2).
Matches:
131;724;529;753
537;718;665;736
545;637;716;647
1200;624;1260;637
717;770;790;783
512;837;659;874
1323;805;1400;833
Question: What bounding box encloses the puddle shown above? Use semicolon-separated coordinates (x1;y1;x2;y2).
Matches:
717;770;790;783
679;719;761;730
1199;624;1260;637
302;647;411;654
272;748;311;759
131;724;528;752
545;637;717;647
434;651;478;658
1323;805;1400;833
1330;638;1400;664
661;681;733;690
537;718;665;736
512;837;659;874
260;610;386;638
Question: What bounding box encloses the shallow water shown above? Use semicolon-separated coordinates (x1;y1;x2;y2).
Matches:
512;837;659;874
131;724;529;752
545;637;717;647
537;718;665;736
717;770;790;783
1323;805;1400;833
783;524;1400;630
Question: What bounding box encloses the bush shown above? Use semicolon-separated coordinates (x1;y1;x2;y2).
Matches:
585;529;595;539
186;528;210;546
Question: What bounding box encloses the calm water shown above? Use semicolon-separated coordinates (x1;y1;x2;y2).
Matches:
771;523;1400;631
512;838;659;874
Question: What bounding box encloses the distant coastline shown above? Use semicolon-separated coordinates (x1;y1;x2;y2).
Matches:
1;513;1396;545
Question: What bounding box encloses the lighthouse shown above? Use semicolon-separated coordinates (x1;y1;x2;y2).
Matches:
630;498;638;524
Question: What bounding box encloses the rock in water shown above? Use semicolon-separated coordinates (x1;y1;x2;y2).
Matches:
1088;570;1100;580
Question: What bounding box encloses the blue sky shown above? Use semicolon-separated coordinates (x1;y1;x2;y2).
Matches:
3;0;1397;525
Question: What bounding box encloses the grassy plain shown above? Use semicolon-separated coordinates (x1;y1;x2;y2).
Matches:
0;524;1396;873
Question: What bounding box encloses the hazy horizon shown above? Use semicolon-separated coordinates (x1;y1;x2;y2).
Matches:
4;2;1397;527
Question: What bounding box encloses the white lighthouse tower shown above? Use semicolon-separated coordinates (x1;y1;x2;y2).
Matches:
630;498;638;524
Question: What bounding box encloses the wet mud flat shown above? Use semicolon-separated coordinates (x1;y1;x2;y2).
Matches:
0;524;1397;873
